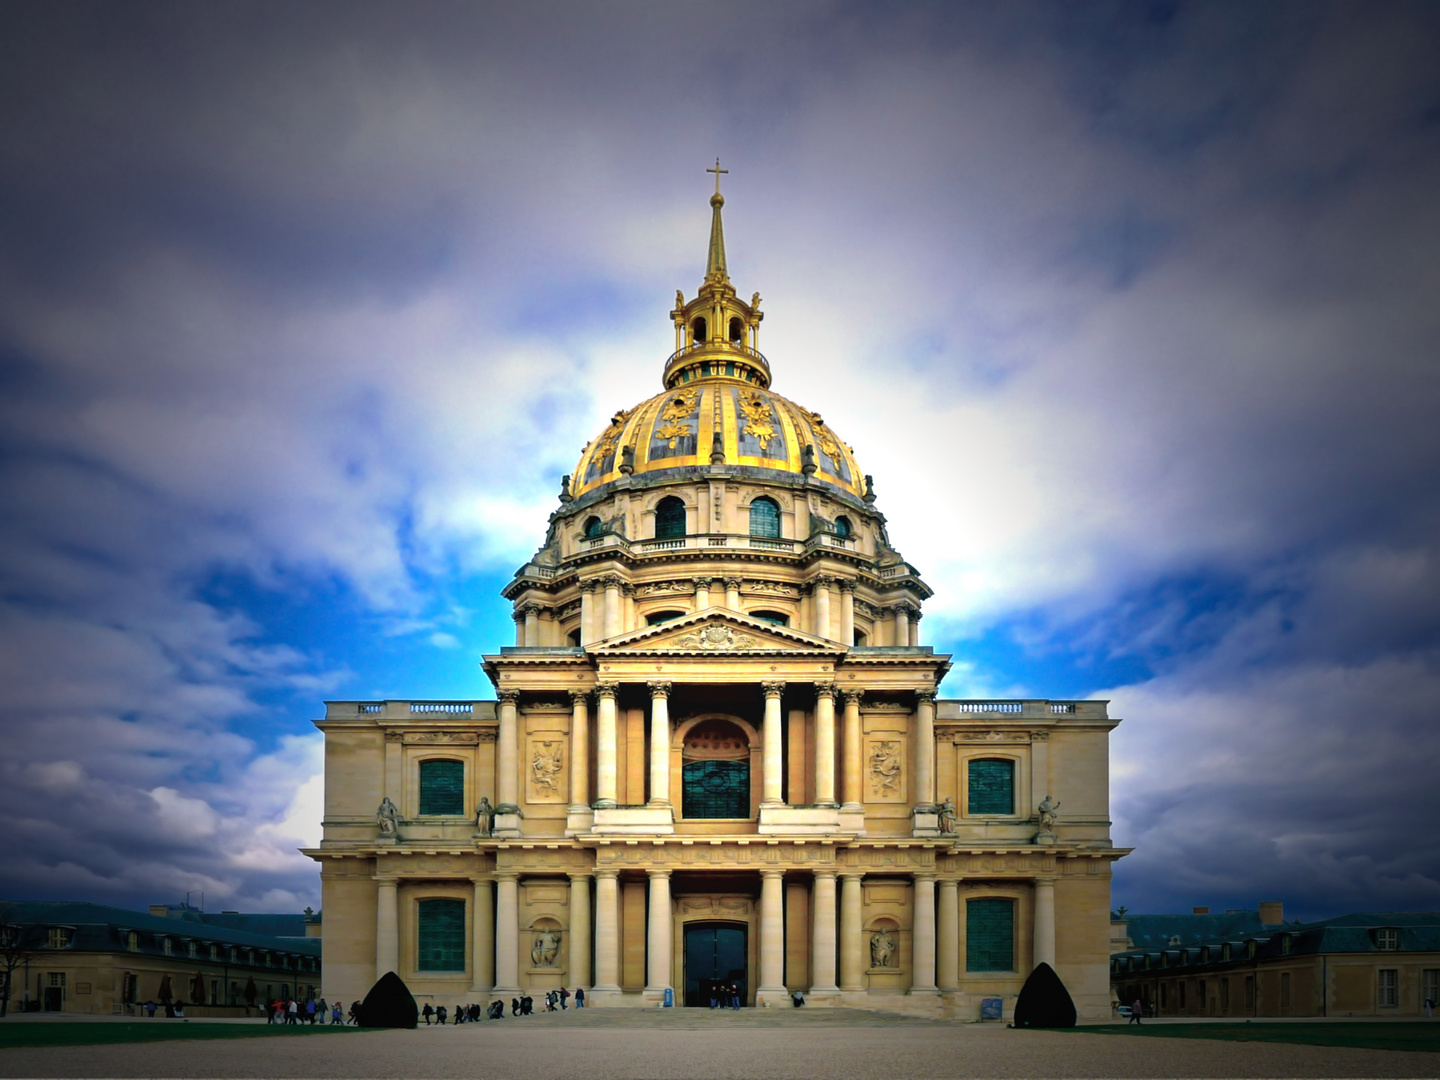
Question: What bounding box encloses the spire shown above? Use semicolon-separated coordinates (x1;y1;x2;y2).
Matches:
705;159;728;284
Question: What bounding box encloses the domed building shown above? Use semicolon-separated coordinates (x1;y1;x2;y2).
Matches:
309;173;1126;1020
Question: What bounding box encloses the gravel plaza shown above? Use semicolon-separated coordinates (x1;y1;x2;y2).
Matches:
3;1010;1440;1079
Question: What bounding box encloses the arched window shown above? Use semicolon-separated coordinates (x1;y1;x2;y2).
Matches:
834;515;852;538
967;758;1014;815
417;898;466;972
728;316;744;344
419;759;465;816
749;496;780;538
655;496;687;540
647;610;685;625
692;317;708;344
750;610;789;626
567;628;581;647
583;516;604;539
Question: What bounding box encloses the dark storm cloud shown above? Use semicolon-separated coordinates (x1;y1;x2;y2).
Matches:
0;0;1438;918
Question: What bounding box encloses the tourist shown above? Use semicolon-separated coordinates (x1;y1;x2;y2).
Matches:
144;1000;156;1018
1129;998;1143;1025
306;997;317;1024
511;997;520;1017
347;1001;359;1025
288;998;299;1024
731;983;741;1010
422;1002;434;1025
575;986;585;1008
560;986;570;1010
331;1001;343;1024
454;1003;464;1024
436;1005;447;1024
1426;996;1434;1019
267;999;281;1024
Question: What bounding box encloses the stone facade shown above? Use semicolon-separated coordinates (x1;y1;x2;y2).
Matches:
307;176;1126;1019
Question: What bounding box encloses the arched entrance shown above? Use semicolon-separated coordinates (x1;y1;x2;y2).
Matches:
683;922;747;1007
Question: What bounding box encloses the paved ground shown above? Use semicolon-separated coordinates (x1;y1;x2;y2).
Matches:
4;1008;1440;1078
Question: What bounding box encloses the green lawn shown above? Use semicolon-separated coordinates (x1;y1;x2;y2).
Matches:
1074;1021;1440;1054
0;1021;362;1049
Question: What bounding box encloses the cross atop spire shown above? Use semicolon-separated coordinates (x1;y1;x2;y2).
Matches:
707;158;728;198
705;159;728;283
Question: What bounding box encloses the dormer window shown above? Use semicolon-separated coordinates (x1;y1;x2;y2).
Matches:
834;515;852;539
47;928;71;949
1221;943;1231;962
1376;927;1399;950
1246;940;1257;960
162;937;173;956
584;516;604;539
1280;934;1292;956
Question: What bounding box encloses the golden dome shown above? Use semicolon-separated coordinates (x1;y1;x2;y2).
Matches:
570;163;866;502
572;380;866;499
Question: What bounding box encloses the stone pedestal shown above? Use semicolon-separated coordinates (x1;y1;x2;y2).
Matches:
592;805;674;835
758;805;842;835
491;811;523;839
910;807;941;838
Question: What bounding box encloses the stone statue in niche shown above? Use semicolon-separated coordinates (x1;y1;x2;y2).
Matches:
531;742;563;794
474;796;493;837
938;796;958;834
531;929;560;968
376;796;400;838
1038;794;1060;831
869;928;897;969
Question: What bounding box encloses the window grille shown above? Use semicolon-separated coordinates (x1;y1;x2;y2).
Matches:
965;898;1015;972
1377;928;1399;950
417;899;466;972
682;760;750;819
748;497;780;538
967;759;1014;815
47;928;69;949
655;497;686;540
419;759;465;816
1378;968;1398;1007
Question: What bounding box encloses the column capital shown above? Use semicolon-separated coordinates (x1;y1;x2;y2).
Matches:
838;868;866;881
1033;875;1058;886
580;578;600;593
691;575;714;588
493;870;520;882
723;575;743;589
566;869;594;881
497;689;521;706
838;578;856;594
595;682;619;700
622;581;636;597
594;867;620;880
469;875;494;886
761;680;785;699
517;601;545;617
912;871;937;883
372;875;399;885
915;689;936;706
813;573;836;588
599;572;626;589
760;867;786;881
811;867;837;880
568;688;590;706
646;867;672;880
842;688;865;707
648;680;672;699
814;682;837;702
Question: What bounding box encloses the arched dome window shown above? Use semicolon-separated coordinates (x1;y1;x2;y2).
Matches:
749;496;780;539
750;610;789;626
646;610;685;625
691;317;708;344
728;316;744;344
583;515;604;539
834;515;852;539
655;496;687;540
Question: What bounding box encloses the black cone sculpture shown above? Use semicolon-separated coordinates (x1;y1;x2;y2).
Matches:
355;971;419;1028
1012;962;1077;1028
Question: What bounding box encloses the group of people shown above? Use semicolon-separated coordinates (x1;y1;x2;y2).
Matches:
268;997;354;1025
420;988;586;1024
709;982;743;1009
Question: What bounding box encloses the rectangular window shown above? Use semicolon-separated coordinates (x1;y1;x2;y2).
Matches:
419;759;465;816
187;941;197;959
1245;975;1255;1011
417;898;467;972
1377;928;1399;950
47;928;70;949
1198;979;1207;1013
1178;981;1186;1009
162;938;172;956
1159;982;1167;1009
127;932;139;952
1280;971;1292;1011
1424;969;1439;1008
1378;968;1398;1008
1220;977;1230;1012
967;759;1015;815
965;897;1015;972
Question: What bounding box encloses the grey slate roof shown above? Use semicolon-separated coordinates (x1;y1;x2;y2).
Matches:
2;901;320;957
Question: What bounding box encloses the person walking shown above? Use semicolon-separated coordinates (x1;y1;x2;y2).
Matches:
422;1002;434;1025
288;998;299;1025
559;986;569;1010
1129;998;1143;1025
332;1001;343;1025
575;986;585;1008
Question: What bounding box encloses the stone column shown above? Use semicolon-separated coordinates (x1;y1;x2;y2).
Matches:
892;604;910;648
814;683;837;807
1033;877;1056;971
910;610;922;647
603;576;622;640
494;873;520;994
580;580;597;646
594;684;618;808
936;879;959;992
568;872;592;990
523;604;540;647
909;874;938;994
839;580;855;646
839;872;866;992
592;869;621;993
513;613;525;647
758;869;786;999
645;869;672;995
841;689;864;810
761;681;785;806
724;575;742;610
497;690;520;811
374;878;398;979
648;681;672;807
568;690;589;811
693;576;712;609
470;878;494;994
623;583;636;634
914;690;936;810
810;869;839;994
813;577;832;639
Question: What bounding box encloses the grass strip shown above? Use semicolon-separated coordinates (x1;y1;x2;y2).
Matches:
0;1021;362;1049
1071;1021;1440;1054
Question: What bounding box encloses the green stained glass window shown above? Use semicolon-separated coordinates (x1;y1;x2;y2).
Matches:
419;759;464;816
417;898;466;972
655;496;686;540
967;758;1014;815
682;759;749;819
749;497;780;538
966;898;1015;972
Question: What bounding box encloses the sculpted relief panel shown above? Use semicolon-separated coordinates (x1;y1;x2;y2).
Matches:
526;739;566;803
866;738;906;803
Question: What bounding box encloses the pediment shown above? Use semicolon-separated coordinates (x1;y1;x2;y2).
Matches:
589;610;844;655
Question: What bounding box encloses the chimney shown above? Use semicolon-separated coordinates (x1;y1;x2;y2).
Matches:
1259;901;1283;925
1192;906;1209;915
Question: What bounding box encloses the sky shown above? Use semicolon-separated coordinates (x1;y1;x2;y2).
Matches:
1;0;1439;923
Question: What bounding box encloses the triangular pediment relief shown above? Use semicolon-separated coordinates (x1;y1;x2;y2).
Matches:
590;609;844;655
